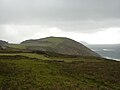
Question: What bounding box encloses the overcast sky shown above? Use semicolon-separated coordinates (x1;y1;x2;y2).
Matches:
0;0;120;44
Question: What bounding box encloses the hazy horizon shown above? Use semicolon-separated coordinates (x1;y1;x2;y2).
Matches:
0;0;120;44
0;36;120;45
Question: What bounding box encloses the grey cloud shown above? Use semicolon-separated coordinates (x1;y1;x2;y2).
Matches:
0;0;120;32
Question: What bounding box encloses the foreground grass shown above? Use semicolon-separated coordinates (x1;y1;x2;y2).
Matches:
0;54;120;90
0;53;49;60
0;53;107;62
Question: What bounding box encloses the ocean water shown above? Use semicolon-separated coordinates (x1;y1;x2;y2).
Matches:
87;44;120;61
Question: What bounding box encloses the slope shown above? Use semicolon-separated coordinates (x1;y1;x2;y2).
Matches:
21;37;100;57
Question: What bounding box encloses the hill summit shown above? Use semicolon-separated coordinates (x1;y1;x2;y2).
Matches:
21;37;100;57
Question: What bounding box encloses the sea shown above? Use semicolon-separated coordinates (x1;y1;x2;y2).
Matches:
87;44;120;61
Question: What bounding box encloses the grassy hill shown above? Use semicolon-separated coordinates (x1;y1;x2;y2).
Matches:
20;37;100;57
0;37;100;57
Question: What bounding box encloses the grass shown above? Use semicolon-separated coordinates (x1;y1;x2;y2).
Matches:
0;53;49;60
8;44;26;49
45;37;64;45
0;53;120;90
0;53;107;62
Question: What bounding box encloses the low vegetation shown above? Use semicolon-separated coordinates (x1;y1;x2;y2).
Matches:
0;37;119;90
0;53;120;90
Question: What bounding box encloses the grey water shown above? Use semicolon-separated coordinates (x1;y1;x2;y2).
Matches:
87;44;120;61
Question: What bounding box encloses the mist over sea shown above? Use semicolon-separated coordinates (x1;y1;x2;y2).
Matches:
87;44;120;61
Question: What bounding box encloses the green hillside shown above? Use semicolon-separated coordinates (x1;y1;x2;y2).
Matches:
20;37;100;57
